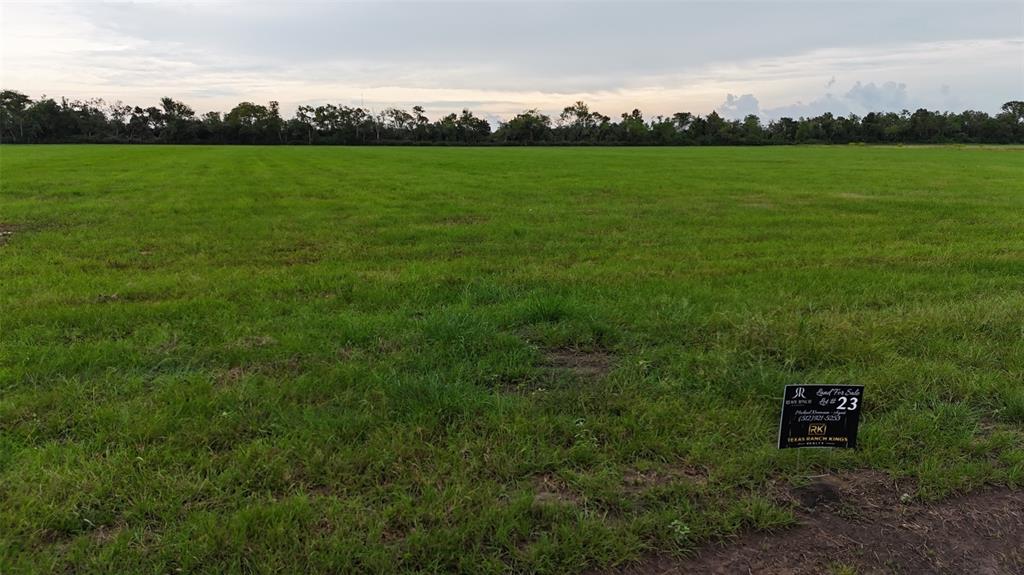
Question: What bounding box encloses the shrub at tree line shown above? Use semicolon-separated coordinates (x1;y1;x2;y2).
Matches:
2;90;1022;145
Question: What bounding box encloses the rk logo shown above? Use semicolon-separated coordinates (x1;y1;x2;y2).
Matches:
808;424;827;435
793;387;806;399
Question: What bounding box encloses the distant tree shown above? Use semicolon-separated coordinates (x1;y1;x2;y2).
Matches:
158;97;197;143
909;108;944;142
340;106;373;143
671;112;694;132
123;107;145;142
833;114;860;143
294;105;316;144
457;109;491;143
884;111;911;142
199;111;224;143
432;109;491;144
998;101;1024;142
382;107;415;139
818;112;837;143
434;112;459;142
616;109;648;144
411;106;431;141
23;98;64;142
0;90;32;142
1;89;1022;145
557;101;608;142
702;111;727;144
1001;101;1024;124
64;98;109;141
312;104;340;139
267;101;285;143
647;115;678;145
741;114;765;143
226;101;270;143
224;101;282;144
858;112;881;142
106;100;132;140
767;117;798;143
496;109;552;144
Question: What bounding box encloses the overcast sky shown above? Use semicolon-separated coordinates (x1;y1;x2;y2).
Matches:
1;1;1022;122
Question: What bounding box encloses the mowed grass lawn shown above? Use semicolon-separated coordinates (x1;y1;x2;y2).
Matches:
2;145;1023;573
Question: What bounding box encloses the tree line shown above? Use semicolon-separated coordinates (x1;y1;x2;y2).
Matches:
2;90;1022;145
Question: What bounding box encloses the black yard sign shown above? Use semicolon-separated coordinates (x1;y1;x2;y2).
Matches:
778;385;864;449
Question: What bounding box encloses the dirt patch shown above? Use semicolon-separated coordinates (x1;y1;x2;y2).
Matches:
215;355;303;386
439;215;488;226
304;484;336;499
532;473;582;507
154;334;180;354
740;197;776;209
545;348;614;379
273;241;322;266
336;345;361;361
0;224;16;245
610;471;1024;575
835;192;878;200
93;291;167;304
622;465;707;495
232;335;277;349
89;522;125;544
216;365;253;386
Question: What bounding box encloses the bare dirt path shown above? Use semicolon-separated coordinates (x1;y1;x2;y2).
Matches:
614;472;1023;574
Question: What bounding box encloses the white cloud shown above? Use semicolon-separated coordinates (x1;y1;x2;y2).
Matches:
844;81;909;111
763;94;851;119
717;94;761;120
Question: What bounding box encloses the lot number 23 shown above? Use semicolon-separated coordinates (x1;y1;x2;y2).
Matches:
837;397;858;411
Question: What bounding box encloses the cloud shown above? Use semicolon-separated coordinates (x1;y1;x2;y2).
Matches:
757;82;911;119
724;73;1017;121
61;1;1019;90
717;94;761;120
763;93;851;119
844;81;909;111
937;84;967;111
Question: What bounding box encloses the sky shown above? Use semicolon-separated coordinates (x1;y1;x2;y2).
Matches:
1;0;1022;123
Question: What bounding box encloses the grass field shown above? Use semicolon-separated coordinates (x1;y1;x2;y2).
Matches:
2;145;1023;573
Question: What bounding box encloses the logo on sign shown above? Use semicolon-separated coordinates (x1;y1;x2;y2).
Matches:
808;423;827;435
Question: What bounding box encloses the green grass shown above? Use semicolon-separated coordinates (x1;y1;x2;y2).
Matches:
2;145;1023;573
